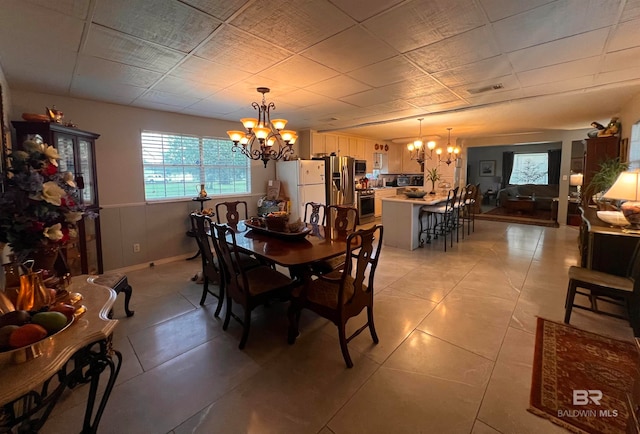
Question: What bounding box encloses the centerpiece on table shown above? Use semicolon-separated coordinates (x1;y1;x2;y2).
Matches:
0;140;86;276
425;167;441;195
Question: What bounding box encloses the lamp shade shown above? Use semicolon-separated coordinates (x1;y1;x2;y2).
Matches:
603;170;640;200
569;173;583;187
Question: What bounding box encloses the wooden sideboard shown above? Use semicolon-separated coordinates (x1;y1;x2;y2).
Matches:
580;207;640;276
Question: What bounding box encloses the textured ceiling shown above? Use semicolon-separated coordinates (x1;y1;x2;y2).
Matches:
1;0;640;143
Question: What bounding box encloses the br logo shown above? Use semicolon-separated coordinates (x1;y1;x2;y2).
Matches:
573;390;603;406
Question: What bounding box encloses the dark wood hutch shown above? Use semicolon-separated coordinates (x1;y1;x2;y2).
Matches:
12;121;103;275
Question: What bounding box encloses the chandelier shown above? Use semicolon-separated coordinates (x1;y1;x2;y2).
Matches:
406;118;436;166
227;87;297;168
437;128;460;165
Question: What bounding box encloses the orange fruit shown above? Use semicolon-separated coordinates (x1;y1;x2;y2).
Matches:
9;324;48;348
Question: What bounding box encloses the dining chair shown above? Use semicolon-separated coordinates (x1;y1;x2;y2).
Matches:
312;205;358;274
288;224;384;368
303;202;327;226
564;241;640;336
215;201;248;226
420;187;458;252
190;213;224;316
211;223;301;349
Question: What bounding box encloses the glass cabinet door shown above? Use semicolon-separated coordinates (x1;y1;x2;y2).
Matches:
56;134;76;176
78;138;95;206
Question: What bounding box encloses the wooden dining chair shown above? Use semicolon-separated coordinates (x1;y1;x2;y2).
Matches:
312;205;359;274
215;201;248;226
564;241;640;336
190;213;224;316
303;202;327;226
288;224;384;368
211;223;301;349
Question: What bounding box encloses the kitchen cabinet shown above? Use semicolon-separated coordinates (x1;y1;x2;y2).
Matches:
325;134;338;155
311;132;325;156
386;143;403;173
338;136;349;156
583;136;619;205
12;121;103;275
374;188;399;217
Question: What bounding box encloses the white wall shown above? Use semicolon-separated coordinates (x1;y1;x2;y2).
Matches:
10;90;276;271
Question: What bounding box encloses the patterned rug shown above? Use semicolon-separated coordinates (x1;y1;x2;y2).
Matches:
475;207;558;227
529;318;640;434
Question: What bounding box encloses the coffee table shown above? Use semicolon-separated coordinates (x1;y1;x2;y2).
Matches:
506;198;536;215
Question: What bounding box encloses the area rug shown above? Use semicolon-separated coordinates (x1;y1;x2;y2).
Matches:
529;318;640;434
475;207;558;227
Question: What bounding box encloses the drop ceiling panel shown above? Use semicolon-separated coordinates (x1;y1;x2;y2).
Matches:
621;0;640;22
25;0;91;19
330;0;404;22
302;26;397;73
347;56;425;87
363;0;486;53
137;89;202;108
607;19;640;51
492;0;620;52
170;57;251;87
1;46;77;94
75;55;163;88
186;96;248;117
230;0;354;52
152;76;221;99
406;26;501;73
306;75;372;99
432;56;513;88
516;57;601;87
602;46;640;71
405;89;465;108
452;74;520;98
93;0;221;52
70;76;147;105
478;0;554;22
194;26;292;74
181;0;249;21
521;75;595;98
84;26;185;72
595;67;640;86
465;88;524;106
507;29;608;72
258;55;339;88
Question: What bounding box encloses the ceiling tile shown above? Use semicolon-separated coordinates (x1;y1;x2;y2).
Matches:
432;56;513;87
70;76;146;105
621;0;640;22
521;75;595;98
25;0;91;19
516;57;601;87
363;0;486;53
302;26;397;73
170;56;251;87
75;55;163;87
180;0;249;21
84;25;185;72
608;19;640;51
406;26;501;73
452;74;520;98
492;0;620;52
186;95;248;118
507;28;609;72
230;0;353;52
364;99;418;115
306;75;372;98
0;46;77;95
259;55;339;88
278;88;335;109
194;26;292;74
152;76;221;99
347;56;425;87
330;0;404;22
602;46;640;71
405;89;464;108
137;89;202;107
93;0;221;52
595;67;640;86
478;0;554;22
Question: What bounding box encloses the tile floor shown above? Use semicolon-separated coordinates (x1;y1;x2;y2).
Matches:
42;219;635;434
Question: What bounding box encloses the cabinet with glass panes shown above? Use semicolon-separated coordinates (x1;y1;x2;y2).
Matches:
11;121;103;275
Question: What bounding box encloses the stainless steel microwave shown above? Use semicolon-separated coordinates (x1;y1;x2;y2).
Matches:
355;160;367;175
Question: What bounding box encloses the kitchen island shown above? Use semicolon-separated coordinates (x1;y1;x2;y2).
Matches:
381;195;448;250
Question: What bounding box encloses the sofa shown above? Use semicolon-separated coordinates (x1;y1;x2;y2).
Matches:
497;184;559;211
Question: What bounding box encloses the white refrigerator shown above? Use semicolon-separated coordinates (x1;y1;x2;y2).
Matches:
276;160;326;223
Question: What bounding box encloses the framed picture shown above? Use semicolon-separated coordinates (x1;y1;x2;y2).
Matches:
479;160;496;177
570;157;583;173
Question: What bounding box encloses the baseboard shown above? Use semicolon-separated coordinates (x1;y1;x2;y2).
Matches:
106;254;193;274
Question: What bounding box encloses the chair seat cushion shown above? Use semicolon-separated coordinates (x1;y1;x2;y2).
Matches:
245;266;295;296
293;272;363;309
568;266;633;292
311;254;346;274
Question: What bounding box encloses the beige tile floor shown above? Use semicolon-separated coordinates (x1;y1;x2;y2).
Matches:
41;219;635;434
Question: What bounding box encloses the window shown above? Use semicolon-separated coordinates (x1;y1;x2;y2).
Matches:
509;153;548;185
141;131;250;201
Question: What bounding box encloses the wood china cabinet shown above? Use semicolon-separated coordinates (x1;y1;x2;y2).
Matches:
12;121;103;275
582;135;620;206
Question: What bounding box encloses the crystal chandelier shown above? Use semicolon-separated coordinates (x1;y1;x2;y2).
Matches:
406;118;436;166
437;128;460;165
227;87;297;168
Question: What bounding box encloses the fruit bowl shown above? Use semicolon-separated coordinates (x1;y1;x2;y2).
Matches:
597;210;628;227
405;189;427;198
0;315;74;365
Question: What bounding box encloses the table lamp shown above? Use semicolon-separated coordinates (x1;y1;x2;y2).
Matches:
570;173;583;199
602;170;640;233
